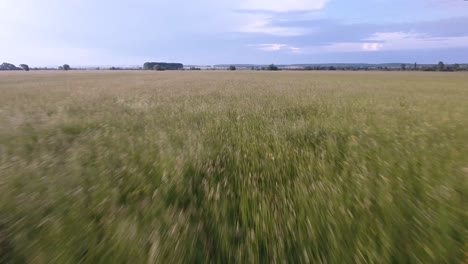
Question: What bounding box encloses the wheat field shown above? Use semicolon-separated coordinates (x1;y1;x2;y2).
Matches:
0;71;467;263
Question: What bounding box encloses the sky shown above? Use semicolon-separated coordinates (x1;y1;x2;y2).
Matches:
1;0;468;66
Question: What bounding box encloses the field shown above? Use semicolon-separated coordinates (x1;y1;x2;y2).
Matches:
0;71;467;263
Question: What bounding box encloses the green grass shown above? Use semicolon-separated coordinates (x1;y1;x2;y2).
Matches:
0;71;467;263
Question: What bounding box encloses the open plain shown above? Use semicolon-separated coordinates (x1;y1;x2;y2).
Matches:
0;71;467;263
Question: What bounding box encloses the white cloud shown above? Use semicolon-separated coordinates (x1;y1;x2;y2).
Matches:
290;47;303;53
362;43;384;51
305;32;468;53
250;44;303;53
365;32;416;42
364;32;468;50
202;0;329;35
315;43;363;52
237;0;330;12
256;44;287;51
229;0;329;36
235;14;309;36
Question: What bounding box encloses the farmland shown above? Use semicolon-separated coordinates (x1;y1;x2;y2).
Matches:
0;71;467;263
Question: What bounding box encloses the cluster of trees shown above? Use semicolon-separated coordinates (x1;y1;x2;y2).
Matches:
143;62;184;71
0;63;35;71
58;64;71;71
0;62;72;71
54;64;71;71
398;62;466;72
109;67;127;70
249;64;279;71
19;64;30;71
420;61;465;72
266;64;279;71
0;62;23;71
304;66;336;71
107;67;143;70
292;62;468;72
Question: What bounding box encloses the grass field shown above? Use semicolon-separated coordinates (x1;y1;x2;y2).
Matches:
0;71;467;263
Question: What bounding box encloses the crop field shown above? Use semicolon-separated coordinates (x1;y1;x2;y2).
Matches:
0;71;467;263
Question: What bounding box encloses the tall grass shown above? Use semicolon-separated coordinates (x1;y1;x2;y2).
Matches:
0;71;467;263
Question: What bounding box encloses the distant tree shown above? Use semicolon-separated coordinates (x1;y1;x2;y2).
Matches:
228;65;236;71
63;64;71;71
304;66;313;71
328;66;337;71
437;61;445;71
19;64;30;71
414;62;417;71
401;64;406;71
0;62;21;71
453;64;461;71
267;64;279;71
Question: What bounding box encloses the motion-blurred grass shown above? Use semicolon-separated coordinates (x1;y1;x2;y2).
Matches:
0;71;467;263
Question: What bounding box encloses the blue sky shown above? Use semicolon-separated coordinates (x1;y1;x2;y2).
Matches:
1;0;468;66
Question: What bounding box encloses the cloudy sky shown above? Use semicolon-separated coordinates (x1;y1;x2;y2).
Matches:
1;0;468;66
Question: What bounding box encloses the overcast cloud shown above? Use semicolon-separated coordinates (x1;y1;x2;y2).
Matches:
1;0;467;65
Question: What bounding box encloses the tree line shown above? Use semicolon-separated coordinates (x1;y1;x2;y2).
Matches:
223;62;468;71
0;63;71;71
297;62;467;72
228;64;280;71
2;61;467;72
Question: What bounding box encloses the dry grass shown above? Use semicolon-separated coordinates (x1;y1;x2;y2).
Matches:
0;71;467;263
